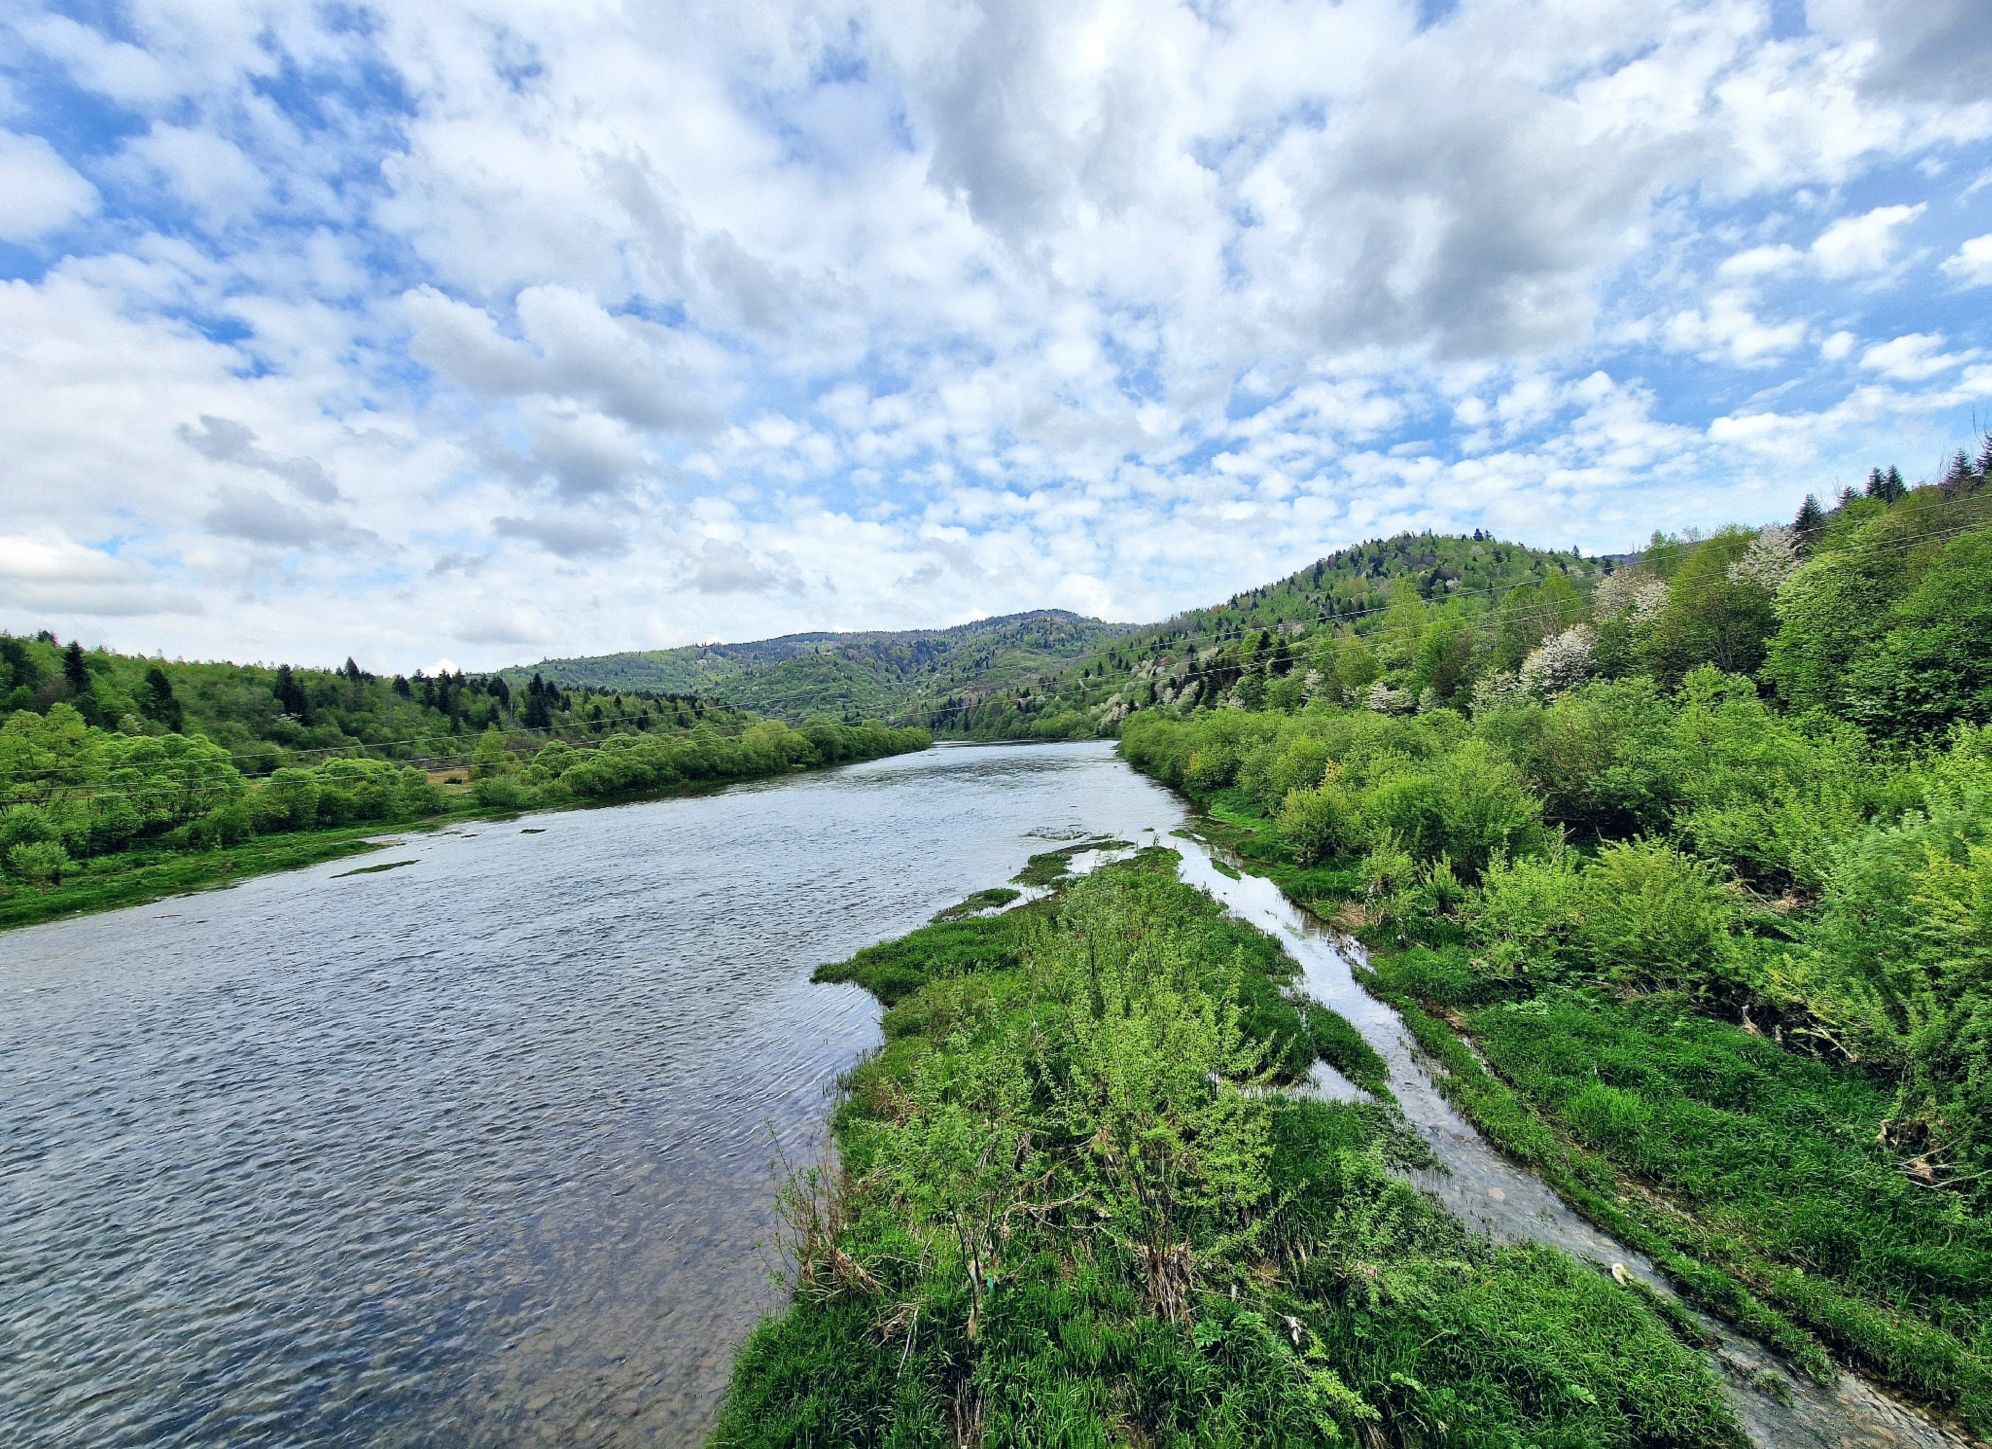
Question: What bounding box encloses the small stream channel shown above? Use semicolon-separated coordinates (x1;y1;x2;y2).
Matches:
1166;828;1981;1449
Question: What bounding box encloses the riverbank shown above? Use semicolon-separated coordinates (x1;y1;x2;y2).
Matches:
1140;777;1992;1442
713;850;1748;1446
0;740;933;936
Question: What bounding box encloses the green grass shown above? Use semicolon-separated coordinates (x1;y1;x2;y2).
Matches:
930;886;1023;921
0;824;400;931
715;860;1744;1447
1150;776;1992;1432
1007;837;1132;887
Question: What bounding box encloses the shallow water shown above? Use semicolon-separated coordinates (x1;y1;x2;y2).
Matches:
1172;834;1981;1449
0;742;1184;1448
6;742;1975;1448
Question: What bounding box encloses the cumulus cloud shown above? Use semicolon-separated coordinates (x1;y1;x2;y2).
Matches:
1942;234;1992;288
0;130;97;241
493;511;633;560
1809;203;1925;279
178;415;342;503
0;533;202;618
1859;332;1971;382
2;0;1991;668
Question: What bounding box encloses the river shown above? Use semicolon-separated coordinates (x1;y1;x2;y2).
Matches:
0;742;1183;1447
2;741;1972;1448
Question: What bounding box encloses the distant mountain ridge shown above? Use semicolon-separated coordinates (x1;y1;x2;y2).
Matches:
506;534;1601;736
506;609;1134;724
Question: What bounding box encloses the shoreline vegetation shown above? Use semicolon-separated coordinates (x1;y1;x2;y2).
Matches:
713;850;1749;1446
0;715;931;934
1118;706;1992;1436
720;473;1992;1444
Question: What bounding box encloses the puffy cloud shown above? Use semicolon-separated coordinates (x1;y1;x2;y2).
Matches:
177;415;341;503
0;130;97;241
1859;333;1970;382
1;0;1990;668
0;533;202;618
1809;203;1925;279
1942;234;1992;288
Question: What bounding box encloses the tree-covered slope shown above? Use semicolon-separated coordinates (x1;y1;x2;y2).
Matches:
928;533;1605;738
508;609;1133;724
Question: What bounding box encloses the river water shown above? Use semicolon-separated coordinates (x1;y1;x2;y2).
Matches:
3;741;1973;1448
0;742;1183;1448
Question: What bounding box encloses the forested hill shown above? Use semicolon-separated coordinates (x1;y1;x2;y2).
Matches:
0;633;757;774
930;459;1992;739
506;609;1133;724
929;532;1604;738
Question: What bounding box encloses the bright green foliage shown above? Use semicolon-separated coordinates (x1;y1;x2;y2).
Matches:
1275;779;1357;865
1574;840;1737;999
0;639;929;917
1844;532;1992;740
715;862;1742;1447
1640;528;1779;684
1125;677;1992;1426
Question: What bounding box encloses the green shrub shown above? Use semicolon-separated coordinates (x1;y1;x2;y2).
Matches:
1357;741;1546;879
1576;840;1738;998
5;838;71;885
1276;778;1359;865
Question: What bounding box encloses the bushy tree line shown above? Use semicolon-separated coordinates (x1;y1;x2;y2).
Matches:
1123;673;1992;1200
0;631;754;772
0;695;928;896
465;717;930;812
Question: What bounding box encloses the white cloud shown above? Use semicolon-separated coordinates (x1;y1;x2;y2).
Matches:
1809;203;1925;279
1859;332;1970;382
120;123;269;223
2;1;1991;668
0;130;97;242
1942;233;1992;288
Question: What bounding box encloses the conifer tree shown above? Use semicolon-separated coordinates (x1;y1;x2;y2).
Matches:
61;640;90;696
1793;493;1827;548
273;663;310;722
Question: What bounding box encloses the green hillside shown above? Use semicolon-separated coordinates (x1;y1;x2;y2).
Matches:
928;533;1604;738
507;609;1133;724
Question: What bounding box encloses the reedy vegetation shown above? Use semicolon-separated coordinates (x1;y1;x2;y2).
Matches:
716;859;1744;1447
1117;465;1992;1428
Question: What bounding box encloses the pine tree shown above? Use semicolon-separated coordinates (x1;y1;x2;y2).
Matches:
1885;466;1906;502
1866;467;1886;499
273;663;310;722
141;665;183;731
61;640;90;696
1792;494;1827;551
1941;450;1977;500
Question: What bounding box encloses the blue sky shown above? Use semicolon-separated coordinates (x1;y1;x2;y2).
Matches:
2;0;1991;672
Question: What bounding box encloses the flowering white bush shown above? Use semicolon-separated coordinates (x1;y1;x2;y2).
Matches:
1727;523;1801;593
1365;680;1413;714
1471;670;1525;713
1519;624;1596;699
1594;568;1669;625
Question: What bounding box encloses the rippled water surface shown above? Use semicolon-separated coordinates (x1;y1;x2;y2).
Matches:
0;742;1185;1448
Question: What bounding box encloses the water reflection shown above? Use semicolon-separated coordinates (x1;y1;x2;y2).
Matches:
0;742;1184;1448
